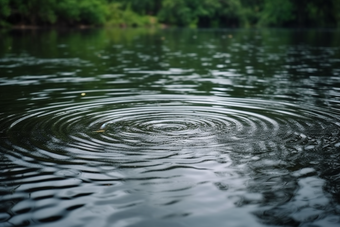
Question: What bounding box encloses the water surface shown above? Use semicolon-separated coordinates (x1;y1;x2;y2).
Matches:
1;28;340;227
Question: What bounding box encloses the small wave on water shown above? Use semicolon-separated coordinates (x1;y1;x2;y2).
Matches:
1;94;340;227
1;28;340;227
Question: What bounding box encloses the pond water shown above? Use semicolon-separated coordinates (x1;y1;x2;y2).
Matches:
1;28;340;227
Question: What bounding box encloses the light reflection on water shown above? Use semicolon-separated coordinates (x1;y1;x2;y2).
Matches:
0;29;340;227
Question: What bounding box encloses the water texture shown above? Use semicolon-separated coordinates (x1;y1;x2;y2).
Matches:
1;29;340;227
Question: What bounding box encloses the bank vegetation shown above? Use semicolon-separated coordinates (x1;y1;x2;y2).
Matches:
0;0;339;28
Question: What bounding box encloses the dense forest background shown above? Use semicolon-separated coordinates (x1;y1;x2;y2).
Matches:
0;0;339;28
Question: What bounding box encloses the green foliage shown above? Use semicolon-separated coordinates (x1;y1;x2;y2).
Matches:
305;0;336;27
10;0;59;24
217;0;247;27
116;0;160;15
57;0;108;25
259;0;294;26
156;0;247;28
79;0;107;24
0;0;339;27
1;0;108;26
57;0;81;24
0;0;10;27
0;0;10;17
105;2;155;27
333;0;340;27
157;0;194;27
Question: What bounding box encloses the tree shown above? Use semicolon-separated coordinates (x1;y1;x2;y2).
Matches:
0;0;339;28
0;0;11;26
258;0;294;26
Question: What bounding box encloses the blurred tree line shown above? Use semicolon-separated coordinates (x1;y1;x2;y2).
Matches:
0;0;339;28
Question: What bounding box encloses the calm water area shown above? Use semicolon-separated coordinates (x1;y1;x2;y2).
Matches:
1;28;340;227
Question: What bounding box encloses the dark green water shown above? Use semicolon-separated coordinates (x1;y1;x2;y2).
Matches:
1;28;340;227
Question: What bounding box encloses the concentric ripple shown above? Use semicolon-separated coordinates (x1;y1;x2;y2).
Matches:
1;94;340;226
1;94;339;166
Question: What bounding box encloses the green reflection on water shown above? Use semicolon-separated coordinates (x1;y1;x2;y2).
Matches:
1;28;340;111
